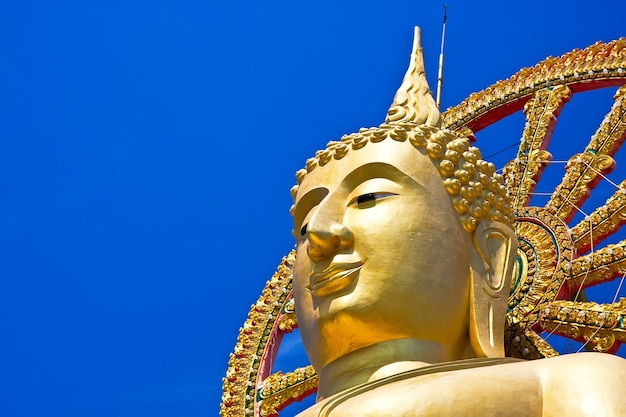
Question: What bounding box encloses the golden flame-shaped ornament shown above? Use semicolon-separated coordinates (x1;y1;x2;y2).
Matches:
385;26;442;127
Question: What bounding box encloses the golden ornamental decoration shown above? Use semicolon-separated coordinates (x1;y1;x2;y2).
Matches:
441;38;626;131
385;27;442;127
220;252;297;417
221;36;626;417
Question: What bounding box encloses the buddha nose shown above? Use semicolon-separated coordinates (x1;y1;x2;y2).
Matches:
306;221;354;263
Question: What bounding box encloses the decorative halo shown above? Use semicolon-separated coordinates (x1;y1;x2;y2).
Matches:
221;38;626;417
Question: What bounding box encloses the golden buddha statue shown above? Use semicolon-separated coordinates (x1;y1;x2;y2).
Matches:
287;27;626;416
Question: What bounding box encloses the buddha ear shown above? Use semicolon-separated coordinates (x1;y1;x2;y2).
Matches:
468;221;517;358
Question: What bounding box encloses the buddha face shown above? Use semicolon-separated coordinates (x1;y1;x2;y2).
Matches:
292;139;475;370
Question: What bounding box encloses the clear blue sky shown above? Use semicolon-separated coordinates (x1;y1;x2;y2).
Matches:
1;1;625;416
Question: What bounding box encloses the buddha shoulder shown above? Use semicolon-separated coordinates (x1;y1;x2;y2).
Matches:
531;352;626;416
296;354;626;417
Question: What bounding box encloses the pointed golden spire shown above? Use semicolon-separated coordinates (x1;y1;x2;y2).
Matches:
385;26;442;127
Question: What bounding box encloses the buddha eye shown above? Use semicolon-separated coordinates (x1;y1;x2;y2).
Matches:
357;193;376;204
349;192;397;207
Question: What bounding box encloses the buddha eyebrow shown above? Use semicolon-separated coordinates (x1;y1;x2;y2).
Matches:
341;162;424;190
294;187;329;227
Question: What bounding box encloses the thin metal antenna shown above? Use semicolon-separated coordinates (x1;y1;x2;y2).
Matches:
436;4;448;109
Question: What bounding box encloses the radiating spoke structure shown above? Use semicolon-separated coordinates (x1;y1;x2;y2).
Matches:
503;81;626;355
546;85;626;223
220;38;626;417
504;85;571;212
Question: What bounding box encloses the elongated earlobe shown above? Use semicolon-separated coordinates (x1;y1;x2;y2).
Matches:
469;221;518;357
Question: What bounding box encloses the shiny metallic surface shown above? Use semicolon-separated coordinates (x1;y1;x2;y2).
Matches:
220;28;626;417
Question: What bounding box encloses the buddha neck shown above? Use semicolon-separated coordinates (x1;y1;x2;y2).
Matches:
316;337;474;401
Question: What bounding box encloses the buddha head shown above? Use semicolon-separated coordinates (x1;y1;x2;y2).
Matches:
290;27;518;374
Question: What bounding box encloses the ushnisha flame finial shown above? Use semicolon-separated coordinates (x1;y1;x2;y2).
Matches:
385;26;442;127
